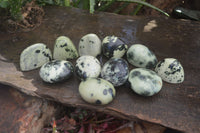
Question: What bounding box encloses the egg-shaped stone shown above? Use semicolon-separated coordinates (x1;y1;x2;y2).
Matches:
128;68;162;96
101;58;129;87
39;60;74;83
75;55;101;80
20;43;52;71
102;35;128;58
127;44;157;69
79;33;101;57
79;78;116;105
155;58;184;84
53;36;79;60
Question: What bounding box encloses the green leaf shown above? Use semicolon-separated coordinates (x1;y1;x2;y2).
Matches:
90;0;95;14
0;0;9;8
132;0;145;15
64;0;70;7
101;0;170;17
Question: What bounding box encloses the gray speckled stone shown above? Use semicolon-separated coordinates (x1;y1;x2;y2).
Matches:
79;78;115;105
39;60;74;83
53;36;78;60
128;68;162;96
127;44;157;69
102;35;128;58
155;58;184;84
75;55;101;80
78;33;101;57
20;43;52;71
101;58;129;87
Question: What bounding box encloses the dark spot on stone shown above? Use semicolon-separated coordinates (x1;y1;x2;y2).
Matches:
35;50;40;53
80;39;84;42
164;71;170;76
146;61;155;69
87;63;90;66
108;88;114;98
60;43;67;47
45;46;48;49
81;62;84;68
91;93;93;97
140;90;151;96
82;72;87;80
34;64;37;67
95;100;102;105
157;59;165;68
65;48;70;52
50;79;56;83
139;62;143;65
177;79;182;82
131;71;141;78
127;52;134;59
139;75;146;81
89;40;94;44
103;89;108;95
42;51;51;61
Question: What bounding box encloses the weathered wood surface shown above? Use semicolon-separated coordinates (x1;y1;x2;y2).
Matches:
0;84;59;133
0;6;200;132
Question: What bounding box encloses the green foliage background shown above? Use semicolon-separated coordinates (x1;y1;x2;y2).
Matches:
0;0;169;20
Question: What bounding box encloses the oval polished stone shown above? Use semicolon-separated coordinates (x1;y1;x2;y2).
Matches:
79;78;116;105
127;44;157;69
75;55;101;80
39;60;74;83
53;36;79;60
78;33;101;57
101;58;129;87
128;68;162;96
20;43;52;71
155;58;184;84
102;35;128;58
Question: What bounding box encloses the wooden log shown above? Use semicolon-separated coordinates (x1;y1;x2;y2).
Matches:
0;6;200;132
0;84;59;133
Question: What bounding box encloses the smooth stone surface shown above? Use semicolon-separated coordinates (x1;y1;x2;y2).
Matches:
75;55;101;80
127;44;157;69
128;68;162;96
20;43;52;71
53;36;78;60
102;35;128;58
78;33;101;57
79;78;116;105
101;58;129;87
155;58;184;84
39;60;74;83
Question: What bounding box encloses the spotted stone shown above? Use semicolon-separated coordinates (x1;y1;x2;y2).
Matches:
75;55;101;80
39;60;74;83
20;43;52;71
155;58;184;84
101;58;129;87
102;35;128;58
127;44;157;69
53;36;78;60
128;68;162;96
79;78;116;105
78;33;101;57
